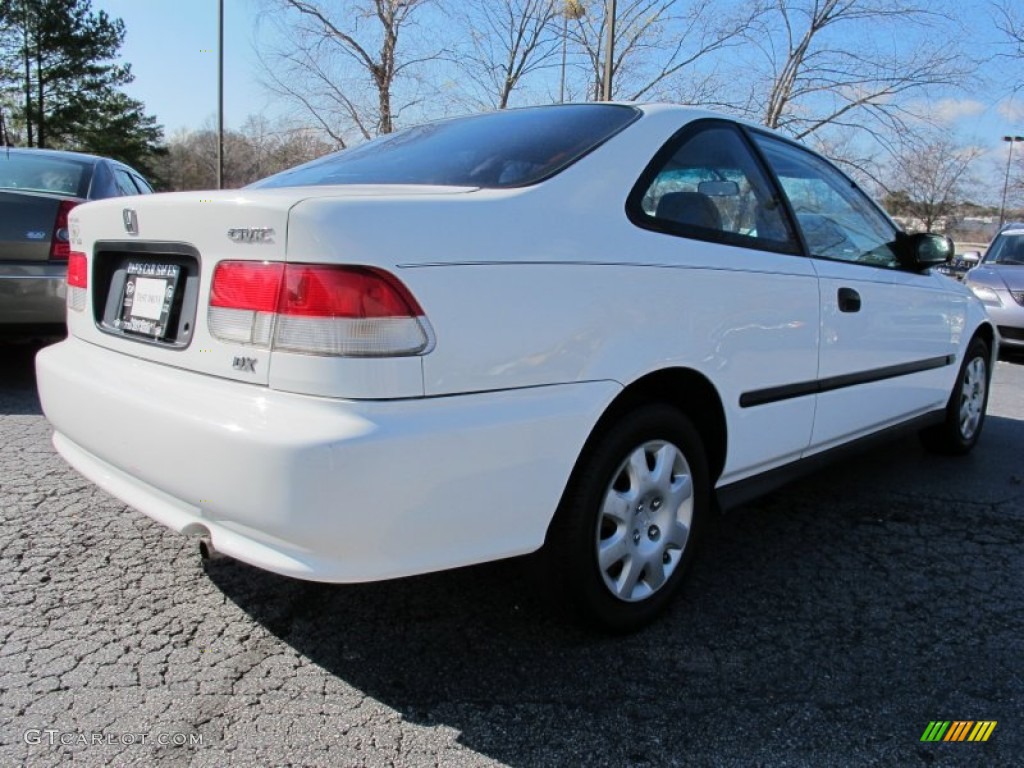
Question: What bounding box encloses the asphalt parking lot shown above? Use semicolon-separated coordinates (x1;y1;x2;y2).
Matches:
1;340;1022;767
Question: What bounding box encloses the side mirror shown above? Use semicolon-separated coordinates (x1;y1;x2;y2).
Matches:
902;232;954;268
959;251;981;265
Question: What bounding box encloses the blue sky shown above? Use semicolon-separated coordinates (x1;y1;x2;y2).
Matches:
94;0;1023;178
93;0;272;135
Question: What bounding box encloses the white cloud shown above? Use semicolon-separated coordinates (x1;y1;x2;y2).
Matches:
932;98;986;124
997;99;1024;124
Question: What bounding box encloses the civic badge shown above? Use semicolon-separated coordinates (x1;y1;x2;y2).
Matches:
227;227;275;244
123;208;139;235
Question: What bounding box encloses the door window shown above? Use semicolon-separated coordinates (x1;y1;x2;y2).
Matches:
752;133;902;269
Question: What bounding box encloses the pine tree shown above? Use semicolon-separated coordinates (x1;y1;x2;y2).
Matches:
0;0;165;176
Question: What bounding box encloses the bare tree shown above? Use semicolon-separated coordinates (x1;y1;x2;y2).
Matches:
884;132;983;232
736;0;970;142
451;0;562;110
1008;150;1024;216
154;117;334;191
566;0;756;102
995;0;1024;92
257;0;441;146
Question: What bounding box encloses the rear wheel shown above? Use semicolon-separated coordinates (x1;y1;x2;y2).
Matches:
546;404;709;632
920;337;991;455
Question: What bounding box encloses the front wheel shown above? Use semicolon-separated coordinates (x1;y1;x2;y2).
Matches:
545;404;710;632
920;337;991;455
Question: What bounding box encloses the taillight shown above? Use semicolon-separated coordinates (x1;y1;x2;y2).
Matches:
49;200;79;260
277;265;424;318
208;261;432;356
210;261;285;312
67;251;88;288
207;261;284;346
67;250;88;312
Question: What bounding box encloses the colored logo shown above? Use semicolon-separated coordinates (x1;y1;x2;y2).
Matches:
920;721;997;742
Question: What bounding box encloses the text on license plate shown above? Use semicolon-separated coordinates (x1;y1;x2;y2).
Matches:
118;263;180;338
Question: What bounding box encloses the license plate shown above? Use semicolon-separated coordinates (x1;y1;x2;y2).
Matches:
118;263;180;338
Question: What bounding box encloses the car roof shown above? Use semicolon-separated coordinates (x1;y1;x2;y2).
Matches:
497;102;769;133
0;146;107;165
633;102;775;133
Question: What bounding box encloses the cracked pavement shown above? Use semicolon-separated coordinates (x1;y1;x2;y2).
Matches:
1;340;1022;766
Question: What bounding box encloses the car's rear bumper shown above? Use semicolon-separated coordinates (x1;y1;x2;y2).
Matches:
36;337;616;582
0;262;67;325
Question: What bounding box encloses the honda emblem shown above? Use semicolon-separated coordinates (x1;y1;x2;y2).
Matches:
123;208;139;235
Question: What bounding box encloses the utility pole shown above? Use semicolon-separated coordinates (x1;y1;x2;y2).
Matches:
999;135;1023;229
217;0;225;190
600;0;617;101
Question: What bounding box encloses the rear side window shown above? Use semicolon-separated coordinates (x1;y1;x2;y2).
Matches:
113;168;139;196
250;105;639;190
0;153;92;197
131;173;154;194
628;121;800;255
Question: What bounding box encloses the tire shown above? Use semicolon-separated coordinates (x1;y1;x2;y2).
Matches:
545;404;710;632
920;337;991;455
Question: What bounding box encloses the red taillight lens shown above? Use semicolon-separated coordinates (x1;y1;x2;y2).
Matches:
210;261;285;311
49;200;79;260
67;251;88;289
278;265;424;318
207;261;432;356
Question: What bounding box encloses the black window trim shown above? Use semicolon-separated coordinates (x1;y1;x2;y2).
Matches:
625;118;804;257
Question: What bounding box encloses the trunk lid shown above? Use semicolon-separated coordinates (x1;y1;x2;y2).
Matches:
67;185;468;392
0;190;69;262
67;190;298;386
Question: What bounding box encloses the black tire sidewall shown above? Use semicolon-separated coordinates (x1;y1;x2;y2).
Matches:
550;404;710;632
947;338;991;451
922;336;991;454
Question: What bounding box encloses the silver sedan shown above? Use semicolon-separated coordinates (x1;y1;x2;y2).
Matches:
965;225;1024;352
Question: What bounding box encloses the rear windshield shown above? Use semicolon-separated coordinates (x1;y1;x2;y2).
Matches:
250;105;640;190
0;152;92;197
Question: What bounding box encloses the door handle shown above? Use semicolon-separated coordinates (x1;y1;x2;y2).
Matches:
838;287;861;313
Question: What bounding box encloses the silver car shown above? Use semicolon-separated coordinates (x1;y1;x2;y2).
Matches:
0;148;153;335
965;224;1024;352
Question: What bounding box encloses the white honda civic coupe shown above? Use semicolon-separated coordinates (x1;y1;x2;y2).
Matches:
36;104;995;630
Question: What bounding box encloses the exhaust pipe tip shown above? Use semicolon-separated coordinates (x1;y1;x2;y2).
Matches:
198;537;225;562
